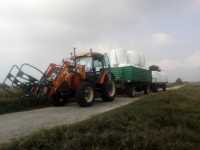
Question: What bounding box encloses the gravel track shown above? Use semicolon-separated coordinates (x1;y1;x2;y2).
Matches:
0;97;139;144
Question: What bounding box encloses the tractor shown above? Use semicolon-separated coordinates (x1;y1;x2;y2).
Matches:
2;51;116;107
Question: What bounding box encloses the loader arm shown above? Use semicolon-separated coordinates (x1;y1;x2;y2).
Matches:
48;63;70;96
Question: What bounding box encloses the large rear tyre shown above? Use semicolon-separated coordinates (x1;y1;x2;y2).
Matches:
102;80;116;102
76;82;94;107
52;93;66;106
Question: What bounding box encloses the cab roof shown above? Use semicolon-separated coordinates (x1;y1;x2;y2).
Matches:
75;52;104;59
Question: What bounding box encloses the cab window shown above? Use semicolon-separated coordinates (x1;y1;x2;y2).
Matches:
93;57;104;72
76;57;93;72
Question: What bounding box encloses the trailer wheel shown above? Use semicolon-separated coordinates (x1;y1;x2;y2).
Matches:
127;86;136;97
102;80;116;102
52;93;66;106
163;85;167;91
76;82;94;107
144;86;151;95
152;85;158;92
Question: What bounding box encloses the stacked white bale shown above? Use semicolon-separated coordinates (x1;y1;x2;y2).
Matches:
109;49;118;67
127;50;140;66
109;49;127;67
127;50;146;68
116;49;128;67
139;52;146;68
109;49;146;68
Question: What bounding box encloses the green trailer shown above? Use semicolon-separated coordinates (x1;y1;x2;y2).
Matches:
111;66;152;97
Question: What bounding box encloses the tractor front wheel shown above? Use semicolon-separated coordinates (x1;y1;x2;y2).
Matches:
76;82;95;107
52;93;66;106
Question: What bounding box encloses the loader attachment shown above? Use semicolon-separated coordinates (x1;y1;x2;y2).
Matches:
2;63;44;95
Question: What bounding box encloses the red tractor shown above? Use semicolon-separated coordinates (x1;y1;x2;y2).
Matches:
3;51;116;107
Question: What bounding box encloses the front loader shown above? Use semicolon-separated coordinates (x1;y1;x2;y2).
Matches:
2;51;116;107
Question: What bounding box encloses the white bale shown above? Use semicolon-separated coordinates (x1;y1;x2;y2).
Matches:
127;50;146;67
116;49;127;65
139;52;146;67
109;49;128;67
108;49;146;68
109;49;118;67
127;50;140;66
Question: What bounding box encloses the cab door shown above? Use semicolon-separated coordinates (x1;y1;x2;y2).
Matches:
93;56;108;84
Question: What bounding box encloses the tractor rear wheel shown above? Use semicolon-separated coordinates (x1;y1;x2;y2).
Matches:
76;82;94;107
52;93;66;106
102;80;116;102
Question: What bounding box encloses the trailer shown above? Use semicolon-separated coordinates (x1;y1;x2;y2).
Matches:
111;65;152;97
151;71;168;92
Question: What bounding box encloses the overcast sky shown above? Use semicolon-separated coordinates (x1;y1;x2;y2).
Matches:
0;0;200;82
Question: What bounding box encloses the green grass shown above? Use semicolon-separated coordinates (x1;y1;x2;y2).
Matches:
1;85;200;150
0;89;51;115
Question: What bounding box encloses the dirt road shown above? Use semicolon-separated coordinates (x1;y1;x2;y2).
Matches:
0;97;139;144
0;86;184;144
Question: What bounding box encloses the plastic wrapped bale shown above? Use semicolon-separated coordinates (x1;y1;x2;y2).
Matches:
127;50;146;68
109;49;128;67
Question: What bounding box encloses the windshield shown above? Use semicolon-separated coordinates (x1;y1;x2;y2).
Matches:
76;57;93;72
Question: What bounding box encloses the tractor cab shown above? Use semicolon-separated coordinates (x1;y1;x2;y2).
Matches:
68;52;116;106
75;52;111;84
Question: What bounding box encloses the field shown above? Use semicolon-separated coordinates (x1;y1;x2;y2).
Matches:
1;85;200;150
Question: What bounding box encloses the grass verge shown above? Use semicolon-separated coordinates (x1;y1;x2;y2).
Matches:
1;85;200;150
0;89;51;115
